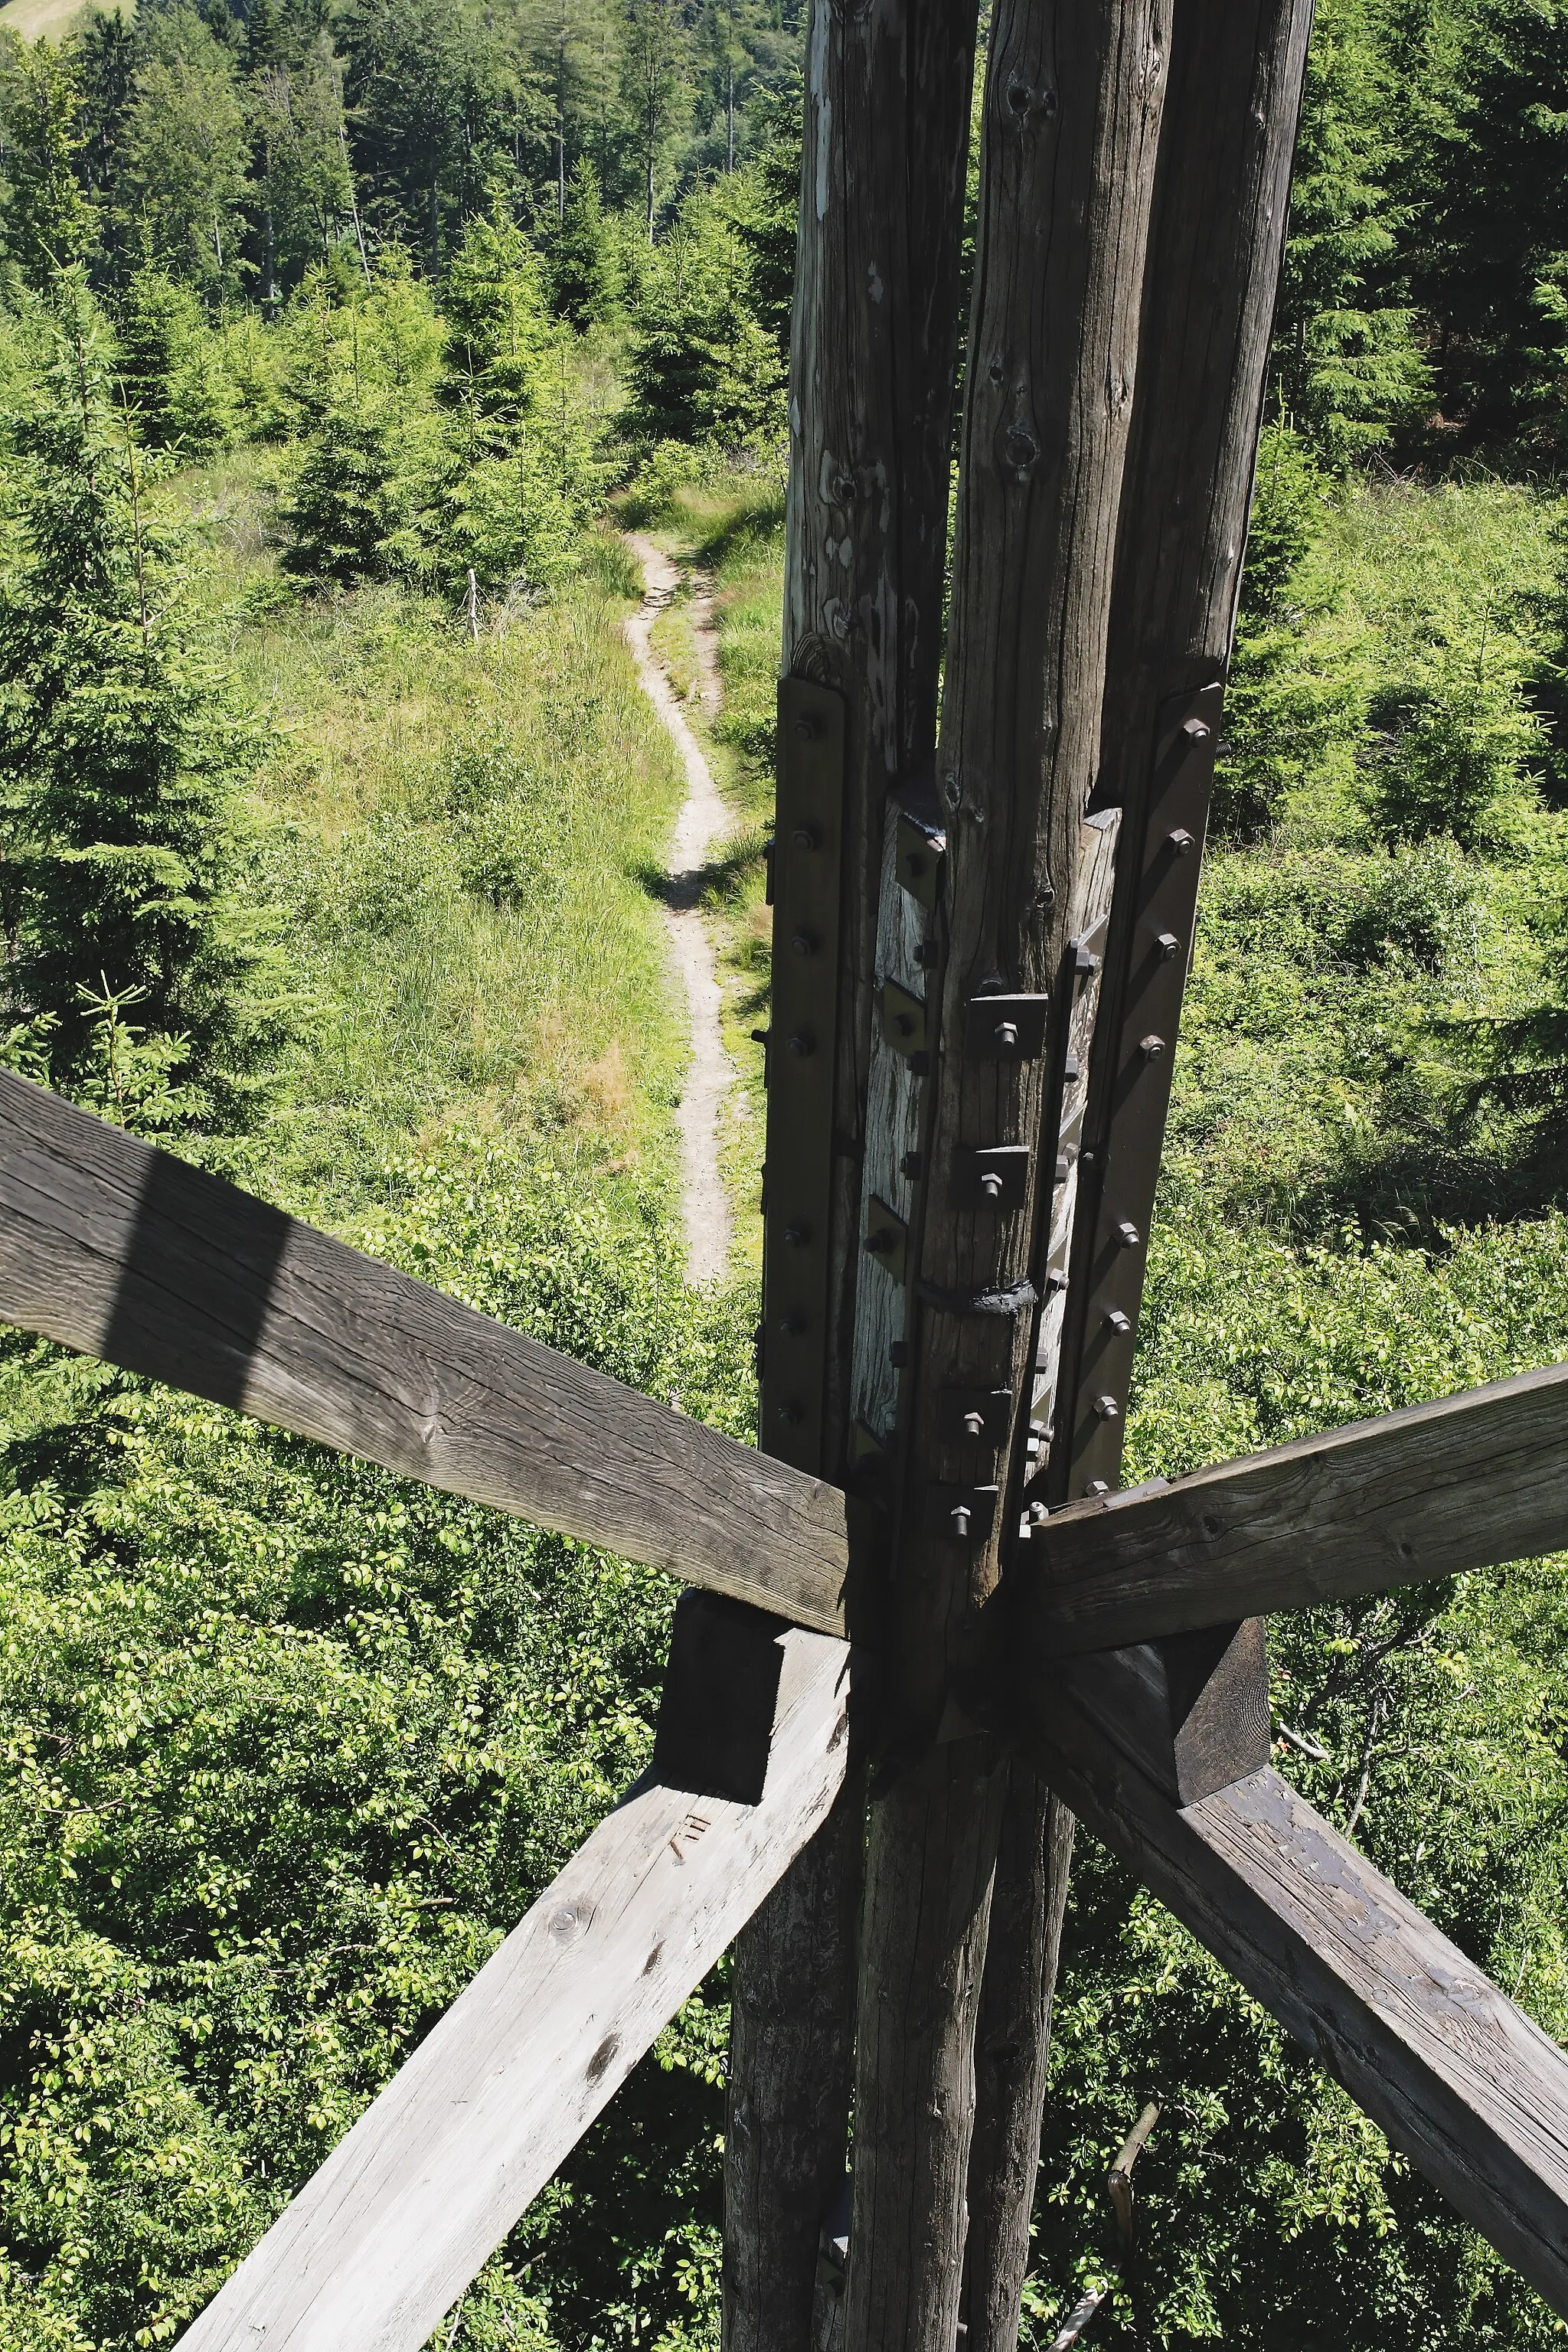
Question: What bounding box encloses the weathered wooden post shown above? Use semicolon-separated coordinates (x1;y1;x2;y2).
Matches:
729;7;983;2348
836;0;1168;2343
960;0;1316;2340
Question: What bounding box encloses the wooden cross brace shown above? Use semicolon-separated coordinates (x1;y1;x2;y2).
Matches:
3;1067;1568;2344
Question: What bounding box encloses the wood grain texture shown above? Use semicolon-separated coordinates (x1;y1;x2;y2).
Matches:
0;1070;848;1634
959;1776;1074;2352
964;2;1315;2333
957;812;1116;2352
179;1625;852;2352
1028;1356;1568;1654
843;0;1170;2345
1025;1693;1568;2320
733;2;984;2341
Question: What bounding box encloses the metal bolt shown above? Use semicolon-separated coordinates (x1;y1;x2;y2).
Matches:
995;1020;1019;1048
794;717;819;743
1115;1220;1141;1248
962;1410;986;1439
778;1399;804;1425
900;1150;923;1178
1054;1155;1070;1182
791;930;817;956
950;1503;972;1538
1167;828;1195;855
864;1227;893;1255
1094;1395;1121;1421
792;823;821;850
1046;1268;1069;1292
1182;717;1212;746
1157;931;1181;960
914;940;941;968
1085;1478;1109;1498
789;1031;815;1057
1064;1053;1082;1081
896;1011;916;1037
980;1171;1004;1201
783;1222;810;1246
1104;1307;1132;1334
904;851;927;880
1027;1499;1050;1525
1139;1034;1167;1061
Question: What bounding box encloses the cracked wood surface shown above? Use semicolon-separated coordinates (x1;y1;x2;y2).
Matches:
1028;1356;1568;1654
0;1071;848;1634
179;1626;851;2352
1027;1690;1568;2320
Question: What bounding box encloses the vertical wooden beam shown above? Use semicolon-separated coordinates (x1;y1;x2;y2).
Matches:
841;2;1170;2347
728;9;982;2350
960;3;1318;2343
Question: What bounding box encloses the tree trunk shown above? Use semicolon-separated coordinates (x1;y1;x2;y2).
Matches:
841;0;1169;2345
725;6;982;2352
958;2;1317;2344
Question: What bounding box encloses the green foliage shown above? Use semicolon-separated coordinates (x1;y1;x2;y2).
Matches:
0;1130;748;2352
281;401;407;583
545;158;626;330
116;266;234;453
625;169;786;451
1423;0;1568;455
118;8;250;301
0;38;94;293
0;275;274;1115
1272;0;1432;466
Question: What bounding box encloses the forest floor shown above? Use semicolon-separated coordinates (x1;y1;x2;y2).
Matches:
622;531;734;1284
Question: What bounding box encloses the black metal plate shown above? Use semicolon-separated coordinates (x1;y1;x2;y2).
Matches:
964;993;1050;1061
880;978;929;1057
959;1142;1032;1209
937;1388;1013;1447
1054;683;1222;1501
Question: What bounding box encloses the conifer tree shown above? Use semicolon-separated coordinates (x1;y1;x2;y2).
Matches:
0;38;94;292
0;273;272;1117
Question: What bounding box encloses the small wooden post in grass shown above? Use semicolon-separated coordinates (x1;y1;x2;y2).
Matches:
727;8;984;2351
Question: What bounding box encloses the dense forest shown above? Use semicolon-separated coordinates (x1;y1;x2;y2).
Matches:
0;0;1566;2346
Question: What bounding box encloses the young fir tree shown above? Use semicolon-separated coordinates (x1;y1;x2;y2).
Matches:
1270;0;1430;466
0;273;273;1120
0;38;94;294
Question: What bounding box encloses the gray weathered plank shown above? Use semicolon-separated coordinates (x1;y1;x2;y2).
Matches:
179;1624;851;2352
1027;1689;1568;2319
1028;1357;1568;1655
0;1070;849;1634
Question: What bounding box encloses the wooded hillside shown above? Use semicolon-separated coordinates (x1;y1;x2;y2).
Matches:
0;0;1566;2345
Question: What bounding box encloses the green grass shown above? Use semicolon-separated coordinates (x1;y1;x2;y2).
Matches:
171;452;690;1227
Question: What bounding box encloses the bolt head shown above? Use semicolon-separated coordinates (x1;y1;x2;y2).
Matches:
788;1031;815;1057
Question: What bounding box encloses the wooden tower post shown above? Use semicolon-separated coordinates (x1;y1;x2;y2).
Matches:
730;7;983;2349
838;0;1168;2344
960;0;1317;2341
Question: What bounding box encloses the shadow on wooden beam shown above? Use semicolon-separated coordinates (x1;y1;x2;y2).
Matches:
0;1070;850;1634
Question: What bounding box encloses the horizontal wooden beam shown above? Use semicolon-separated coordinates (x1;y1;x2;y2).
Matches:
0;1073;848;1633
1027;1360;1568;1654
1027;1682;1568;2318
178;1619;851;2351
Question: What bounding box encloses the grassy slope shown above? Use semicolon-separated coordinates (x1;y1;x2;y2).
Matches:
174;449;688;1226
0;458;752;2352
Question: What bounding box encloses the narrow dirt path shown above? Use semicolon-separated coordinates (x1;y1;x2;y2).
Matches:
623;531;734;1285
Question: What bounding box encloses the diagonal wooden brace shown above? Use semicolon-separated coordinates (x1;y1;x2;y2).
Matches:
0;1070;849;1634
1026;1357;1568;1655
176;1601;851;2352
1025;1683;1568;2321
